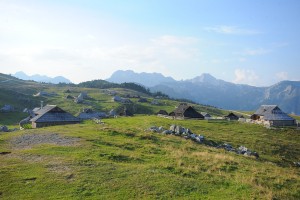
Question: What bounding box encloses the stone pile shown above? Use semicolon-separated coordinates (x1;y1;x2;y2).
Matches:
148;125;259;159
217;144;259;158
148;125;205;143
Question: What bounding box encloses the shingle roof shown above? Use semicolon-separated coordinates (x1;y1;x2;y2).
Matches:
174;103;189;115
30;105;80;123
254;105;295;121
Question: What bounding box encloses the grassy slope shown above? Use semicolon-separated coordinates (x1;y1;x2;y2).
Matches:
0;116;299;200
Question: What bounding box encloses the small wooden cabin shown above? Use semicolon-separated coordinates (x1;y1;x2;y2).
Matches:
30;105;80;128
157;110;168;115
224;113;239;120
170;103;204;119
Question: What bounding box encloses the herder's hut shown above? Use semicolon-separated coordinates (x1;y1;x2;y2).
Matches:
224;113;239;120
77;108;107;120
157;110;168;116
251;105;295;127
170;103;204;119
201;112;212;119
30;105;80;128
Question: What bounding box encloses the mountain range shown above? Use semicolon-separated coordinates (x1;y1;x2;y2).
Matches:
107;70;300;115
13;71;71;84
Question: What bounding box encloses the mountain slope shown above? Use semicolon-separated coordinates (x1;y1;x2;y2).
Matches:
14;71;71;84
107;70;300;115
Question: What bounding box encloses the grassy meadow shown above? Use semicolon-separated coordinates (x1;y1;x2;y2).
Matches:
0;115;299;199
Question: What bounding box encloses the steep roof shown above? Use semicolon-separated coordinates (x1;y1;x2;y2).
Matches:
254;105;295;121
174;103;189;115
30;105;80;123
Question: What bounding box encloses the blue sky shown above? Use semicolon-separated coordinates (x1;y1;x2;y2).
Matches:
0;0;299;86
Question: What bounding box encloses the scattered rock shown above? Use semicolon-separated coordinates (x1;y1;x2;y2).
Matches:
0;126;8;132
162;130;172;134
293;162;300;167
148;125;259;159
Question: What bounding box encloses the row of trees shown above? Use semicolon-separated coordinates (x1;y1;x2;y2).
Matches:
61;79;169;98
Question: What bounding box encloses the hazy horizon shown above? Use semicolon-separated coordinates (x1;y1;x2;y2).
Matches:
1;0;300;86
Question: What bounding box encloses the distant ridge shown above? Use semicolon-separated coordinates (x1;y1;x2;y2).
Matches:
107;70;176;87
106;70;300;115
13;71;71;84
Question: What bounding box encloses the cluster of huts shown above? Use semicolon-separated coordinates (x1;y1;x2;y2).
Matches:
156;103;297;127
9;89;297;131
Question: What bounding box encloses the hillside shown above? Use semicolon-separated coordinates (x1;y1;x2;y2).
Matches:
0;73;225;126
108;70;300;115
0;116;299;199
0;73;299;199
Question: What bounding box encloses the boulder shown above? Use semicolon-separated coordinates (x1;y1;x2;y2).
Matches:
158;126;164;133
169;125;176;133
0;126;8;132
175;125;183;135
162;130;172;134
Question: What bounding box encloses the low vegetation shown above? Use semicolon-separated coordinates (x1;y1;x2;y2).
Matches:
0;74;299;199
0;116;299;199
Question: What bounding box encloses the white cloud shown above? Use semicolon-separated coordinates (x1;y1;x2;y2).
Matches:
276;71;289;81
0;35;202;83
237;48;271;56
204;25;261;35
233;69;259;85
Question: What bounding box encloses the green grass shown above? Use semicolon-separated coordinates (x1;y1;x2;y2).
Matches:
0;115;299;199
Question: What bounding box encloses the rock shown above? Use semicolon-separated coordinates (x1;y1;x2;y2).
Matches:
149;126;159;132
251;152;259;159
158;126;164;132
294;162;300;167
175;125;183;135
238;146;248;154
169;125;176;133
0;126;8;132
162;130;172;134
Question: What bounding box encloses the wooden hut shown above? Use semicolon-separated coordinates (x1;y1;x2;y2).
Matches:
224;113;239;120
157;110;168;116
30;105;80;128
251;105;295;127
170;103;204;119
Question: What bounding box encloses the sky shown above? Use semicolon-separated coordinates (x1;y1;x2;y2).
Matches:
0;0;300;86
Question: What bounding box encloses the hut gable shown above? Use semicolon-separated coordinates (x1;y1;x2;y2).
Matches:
30;105;80;128
172;103;204;119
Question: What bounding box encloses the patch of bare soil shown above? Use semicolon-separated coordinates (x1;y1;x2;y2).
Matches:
10;133;80;149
